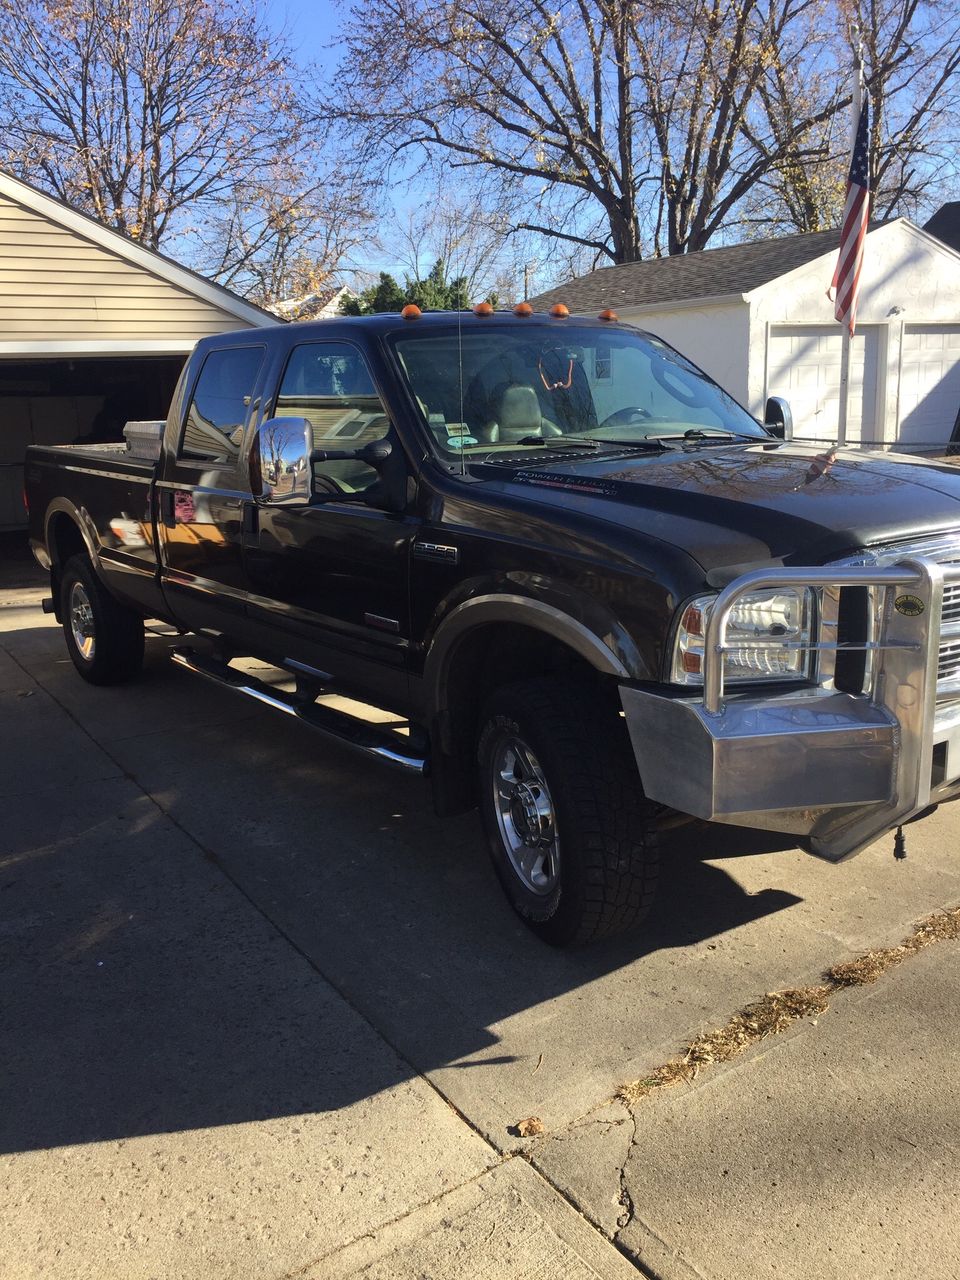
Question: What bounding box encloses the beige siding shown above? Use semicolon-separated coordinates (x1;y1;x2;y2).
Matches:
0;194;252;339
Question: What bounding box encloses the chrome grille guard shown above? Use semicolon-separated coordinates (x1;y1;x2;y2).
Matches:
621;554;960;863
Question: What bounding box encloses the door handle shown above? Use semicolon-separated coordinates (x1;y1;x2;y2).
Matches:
159;489;176;529
241;501;259;545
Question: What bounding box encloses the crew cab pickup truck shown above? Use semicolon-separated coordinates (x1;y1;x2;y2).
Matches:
25;309;960;945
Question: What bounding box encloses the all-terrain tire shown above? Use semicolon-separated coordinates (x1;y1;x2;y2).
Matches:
59;553;145;685
476;677;661;947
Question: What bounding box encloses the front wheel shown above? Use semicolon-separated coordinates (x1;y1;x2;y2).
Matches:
59;554;144;685
477;677;661;946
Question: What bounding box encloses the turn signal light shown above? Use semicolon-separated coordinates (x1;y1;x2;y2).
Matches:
401;304;422;319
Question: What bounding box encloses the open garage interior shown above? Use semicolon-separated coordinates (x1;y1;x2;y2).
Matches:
0;168;276;535
0;354;185;528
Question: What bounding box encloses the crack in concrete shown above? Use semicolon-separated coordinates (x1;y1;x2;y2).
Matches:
614;1109;638;1237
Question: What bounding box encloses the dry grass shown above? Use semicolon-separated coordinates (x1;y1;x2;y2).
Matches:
618;986;830;1106
827;904;960;987
618;904;960;1108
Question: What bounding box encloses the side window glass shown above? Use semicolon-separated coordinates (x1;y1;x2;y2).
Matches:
275;342;388;493
180;346;265;464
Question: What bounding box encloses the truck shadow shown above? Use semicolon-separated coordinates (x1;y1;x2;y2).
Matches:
1;627;802;1156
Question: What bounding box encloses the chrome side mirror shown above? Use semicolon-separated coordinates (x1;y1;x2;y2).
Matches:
250;417;313;503
764;396;793;441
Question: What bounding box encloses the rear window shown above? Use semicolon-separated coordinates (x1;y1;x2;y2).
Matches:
179;346;266;464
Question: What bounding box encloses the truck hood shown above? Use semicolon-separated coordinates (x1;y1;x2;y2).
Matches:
498;441;960;570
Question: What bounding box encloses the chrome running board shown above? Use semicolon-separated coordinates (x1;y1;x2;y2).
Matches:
170;646;427;774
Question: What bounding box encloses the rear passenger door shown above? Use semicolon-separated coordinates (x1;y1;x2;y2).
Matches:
157;342;268;636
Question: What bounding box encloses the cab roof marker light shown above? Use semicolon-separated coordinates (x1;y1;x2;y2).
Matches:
550;303;570;317
513;302;533;316
473;301;494;316
401;304;422;320
598;309;619;322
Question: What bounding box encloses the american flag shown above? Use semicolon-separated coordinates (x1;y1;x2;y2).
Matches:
830;93;871;336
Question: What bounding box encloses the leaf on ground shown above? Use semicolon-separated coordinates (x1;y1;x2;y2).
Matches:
513;1116;545;1138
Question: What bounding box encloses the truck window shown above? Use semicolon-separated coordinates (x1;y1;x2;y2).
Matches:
389;327;766;457
274;342;389;493
179;346;266;464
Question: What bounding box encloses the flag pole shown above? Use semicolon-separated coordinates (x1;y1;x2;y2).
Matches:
838;330;850;446
838;42;864;447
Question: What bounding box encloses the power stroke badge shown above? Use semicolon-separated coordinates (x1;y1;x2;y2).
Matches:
894;594;925;617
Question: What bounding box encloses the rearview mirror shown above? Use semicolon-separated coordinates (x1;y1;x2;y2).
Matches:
764;396;793;441
250;417;313;503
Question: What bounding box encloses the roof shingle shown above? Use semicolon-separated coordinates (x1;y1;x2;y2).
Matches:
528;226;876;313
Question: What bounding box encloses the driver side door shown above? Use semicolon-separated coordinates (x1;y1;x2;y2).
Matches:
242;340;419;704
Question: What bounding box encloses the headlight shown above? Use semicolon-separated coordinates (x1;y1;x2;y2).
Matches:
671;587;814;686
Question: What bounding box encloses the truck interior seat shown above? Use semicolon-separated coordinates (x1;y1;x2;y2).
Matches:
481;383;563;443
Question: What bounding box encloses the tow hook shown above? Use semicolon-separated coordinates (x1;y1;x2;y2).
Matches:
894;826;907;860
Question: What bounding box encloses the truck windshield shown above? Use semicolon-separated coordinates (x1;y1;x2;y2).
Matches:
389;324;768;459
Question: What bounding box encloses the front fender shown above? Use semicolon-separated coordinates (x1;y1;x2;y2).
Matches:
423;587;646;722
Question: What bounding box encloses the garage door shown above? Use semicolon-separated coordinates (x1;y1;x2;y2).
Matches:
767;325;880;445
898;325;960;448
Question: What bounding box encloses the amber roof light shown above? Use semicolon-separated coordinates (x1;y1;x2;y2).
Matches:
513;301;533;316
401;304;422;319
549;303;570;318
473;301;494;316
598;308;619;322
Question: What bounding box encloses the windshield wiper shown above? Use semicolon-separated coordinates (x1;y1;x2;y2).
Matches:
588;436;672;451
678;428;764;443
514;435;602;448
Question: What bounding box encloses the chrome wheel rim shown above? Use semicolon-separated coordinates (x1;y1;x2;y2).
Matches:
492;735;559;895
69;581;96;661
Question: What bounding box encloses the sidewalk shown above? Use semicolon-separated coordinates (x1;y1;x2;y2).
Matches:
1;557;959;1278
534;936;960;1280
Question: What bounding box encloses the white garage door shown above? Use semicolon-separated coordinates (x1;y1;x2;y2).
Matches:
767;325;880;445
898;325;960;447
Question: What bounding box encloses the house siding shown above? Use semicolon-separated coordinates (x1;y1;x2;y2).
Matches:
620;302;751;407
0;193;250;341
748;221;960;442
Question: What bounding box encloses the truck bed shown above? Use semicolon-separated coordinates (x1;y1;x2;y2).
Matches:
27;441;157;479
26;441;164;619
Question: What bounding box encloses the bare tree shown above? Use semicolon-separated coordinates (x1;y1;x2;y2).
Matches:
0;0;300;250
388;188;528;299
329;0;960;261
633;0;853;254
197;162;376;307
853;0;960;219
331;0;652;263
741;0;960;235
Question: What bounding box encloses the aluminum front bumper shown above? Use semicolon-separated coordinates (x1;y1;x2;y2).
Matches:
621;557;960;862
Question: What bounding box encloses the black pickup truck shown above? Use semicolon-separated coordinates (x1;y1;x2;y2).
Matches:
25;308;960;945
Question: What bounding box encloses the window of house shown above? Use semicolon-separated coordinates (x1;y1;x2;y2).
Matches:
179;346;266;464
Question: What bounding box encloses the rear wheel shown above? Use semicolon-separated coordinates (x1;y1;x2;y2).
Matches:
477;677;661;946
60;554;144;685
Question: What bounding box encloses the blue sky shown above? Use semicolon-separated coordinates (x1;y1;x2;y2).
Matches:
267;0;345;75
264;0;437;281
259;0;529;290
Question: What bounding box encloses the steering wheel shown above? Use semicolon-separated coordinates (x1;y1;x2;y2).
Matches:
651;361;703;409
598;406;652;429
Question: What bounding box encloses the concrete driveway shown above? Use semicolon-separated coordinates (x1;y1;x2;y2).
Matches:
2;553;959;1279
